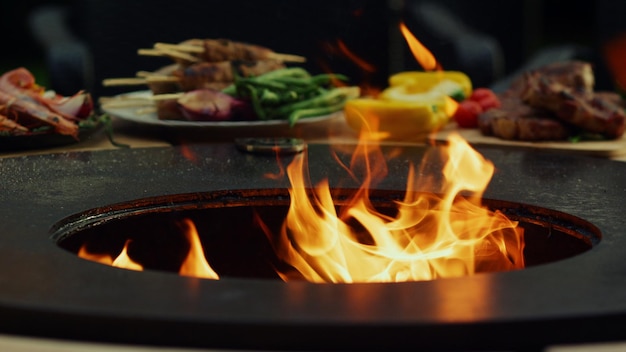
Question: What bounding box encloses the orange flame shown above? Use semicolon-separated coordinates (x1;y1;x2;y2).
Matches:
400;22;459;114
400;22;441;71
266;133;524;283
178;218;220;280
79;240;143;271
77;220;219;279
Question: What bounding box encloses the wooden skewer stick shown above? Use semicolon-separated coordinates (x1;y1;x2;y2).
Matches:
145;76;180;83
137;48;200;62
102;77;147;86
102;75;180;87
153;42;307;63
149;93;184;101
99;96;154;108
154;42;203;53
99;91;185;109
267;52;307;63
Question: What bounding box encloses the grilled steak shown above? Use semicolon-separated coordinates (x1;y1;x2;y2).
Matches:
480;60;626;140
478;96;574;141
521;72;625;139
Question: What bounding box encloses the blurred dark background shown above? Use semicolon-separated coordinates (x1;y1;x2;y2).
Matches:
2;0;623;100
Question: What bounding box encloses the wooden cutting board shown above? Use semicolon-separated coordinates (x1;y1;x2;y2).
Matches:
428;124;626;158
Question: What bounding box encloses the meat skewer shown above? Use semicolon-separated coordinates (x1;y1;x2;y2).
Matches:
103;59;286;94
139;38;306;65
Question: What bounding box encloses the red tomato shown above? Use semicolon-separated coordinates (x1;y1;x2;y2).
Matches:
476;95;501;110
453;100;483;128
469;88;501;111
469;88;496;101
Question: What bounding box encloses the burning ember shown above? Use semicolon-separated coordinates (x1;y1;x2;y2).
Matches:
78;134;525;283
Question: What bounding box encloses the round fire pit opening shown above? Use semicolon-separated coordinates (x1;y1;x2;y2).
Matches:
51;188;600;281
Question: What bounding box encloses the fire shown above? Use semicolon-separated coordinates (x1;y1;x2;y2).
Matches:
399;21;459;115
78;239;143;271
77;220;219;279
177;218;219;280
265;133;524;283
76;25;522;283
400;22;441;71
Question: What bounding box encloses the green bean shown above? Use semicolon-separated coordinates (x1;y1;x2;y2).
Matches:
288;101;347;126
274;86;358;117
311;73;349;86
222;67;357;123
238;78;289;91
253;67;311;81
238;84;267;119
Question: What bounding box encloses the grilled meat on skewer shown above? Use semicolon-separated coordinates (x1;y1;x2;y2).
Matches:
153;38;306;65
145;59;285;94
105;60;286;95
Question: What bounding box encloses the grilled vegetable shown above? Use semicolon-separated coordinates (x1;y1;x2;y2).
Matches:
177;89;252;121
384;71;472;101
223;67;358;125
343;98;448;138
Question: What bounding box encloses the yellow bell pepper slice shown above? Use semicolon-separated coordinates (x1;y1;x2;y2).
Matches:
387;70;473;98
343;98;449;139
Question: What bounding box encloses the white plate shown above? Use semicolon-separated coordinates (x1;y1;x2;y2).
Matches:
101;90;341;129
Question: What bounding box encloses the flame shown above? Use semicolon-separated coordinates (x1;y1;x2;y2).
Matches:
335;39;377;74
265;133;524;283
77;220;219;279
178;218;220;280
78;240;143;271
112;240;143;271
400;22;441;71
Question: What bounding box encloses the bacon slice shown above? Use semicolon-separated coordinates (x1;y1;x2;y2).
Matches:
0;67;93;121
0;90;79;138
0;113;28;133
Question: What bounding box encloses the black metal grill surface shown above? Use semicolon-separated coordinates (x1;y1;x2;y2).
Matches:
0;143;625;351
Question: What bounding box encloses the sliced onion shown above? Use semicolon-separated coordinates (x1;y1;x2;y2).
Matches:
177;89;253;121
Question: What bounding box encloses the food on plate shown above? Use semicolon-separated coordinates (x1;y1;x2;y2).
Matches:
478;60;626;141
102;38;356;124
101;35;358;124
450;87;501;128
153;67;359;124
105;60;287;96
104;38;301;96
344;70;471;139
477;97;573;140
0;67;95;138
169;59;286;92
382;70;472;102
159;89;252;122
147;38;306;65
344;98;449;138
521;71;624;139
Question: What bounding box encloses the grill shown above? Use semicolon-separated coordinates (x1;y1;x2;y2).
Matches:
1;142;625;351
